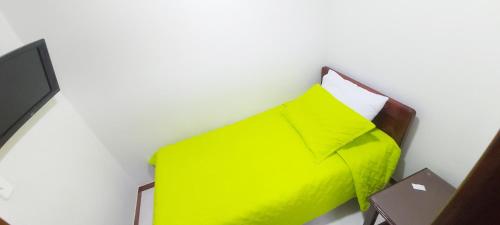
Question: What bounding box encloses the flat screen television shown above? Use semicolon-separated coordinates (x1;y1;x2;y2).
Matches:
0;39;60;148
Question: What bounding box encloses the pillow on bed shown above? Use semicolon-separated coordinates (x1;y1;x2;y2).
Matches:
282;84;375;161
322;70;389;120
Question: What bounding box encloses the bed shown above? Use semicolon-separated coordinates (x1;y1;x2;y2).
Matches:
149;66;416;225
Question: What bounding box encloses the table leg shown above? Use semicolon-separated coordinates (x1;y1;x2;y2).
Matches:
363;205;379;225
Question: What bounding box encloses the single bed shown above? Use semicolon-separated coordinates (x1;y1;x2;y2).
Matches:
149;66;416;225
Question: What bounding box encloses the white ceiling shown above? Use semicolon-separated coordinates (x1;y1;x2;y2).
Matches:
0;0;329;184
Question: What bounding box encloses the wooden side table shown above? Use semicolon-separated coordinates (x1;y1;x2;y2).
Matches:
364;168;455;225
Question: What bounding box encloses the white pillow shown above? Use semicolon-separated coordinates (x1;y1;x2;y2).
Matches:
321;70;389;120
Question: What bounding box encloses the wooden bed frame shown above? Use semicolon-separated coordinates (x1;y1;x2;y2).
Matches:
321;66;416;146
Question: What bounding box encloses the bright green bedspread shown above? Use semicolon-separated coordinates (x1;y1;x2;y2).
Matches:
150;106;400;225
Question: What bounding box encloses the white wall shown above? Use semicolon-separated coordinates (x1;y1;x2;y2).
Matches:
0;13;136;225
2;0;496;190
0;0;329;184
325;0;500;186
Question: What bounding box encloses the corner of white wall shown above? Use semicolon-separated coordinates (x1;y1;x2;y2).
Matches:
0;11;137;225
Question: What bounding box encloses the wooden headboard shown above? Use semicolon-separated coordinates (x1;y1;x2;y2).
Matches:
321;66;416;146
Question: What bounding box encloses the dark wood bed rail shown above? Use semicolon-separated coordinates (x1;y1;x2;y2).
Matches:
134;182;155;225
321;66;416;146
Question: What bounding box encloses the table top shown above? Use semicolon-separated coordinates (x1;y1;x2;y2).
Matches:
369;168;455;225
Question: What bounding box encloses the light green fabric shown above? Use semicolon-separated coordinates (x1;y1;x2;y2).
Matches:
282;84;375;161
150;99;400;225
337;129;400;210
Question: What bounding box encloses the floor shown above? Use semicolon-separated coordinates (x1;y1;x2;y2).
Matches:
137;187;385;225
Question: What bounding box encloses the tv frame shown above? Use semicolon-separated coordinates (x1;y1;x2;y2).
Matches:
0;39;60;148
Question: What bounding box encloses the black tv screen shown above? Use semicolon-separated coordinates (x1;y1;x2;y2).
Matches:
0;39;60;148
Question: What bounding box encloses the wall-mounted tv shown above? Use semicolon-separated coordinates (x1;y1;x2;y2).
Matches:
0;39;60;148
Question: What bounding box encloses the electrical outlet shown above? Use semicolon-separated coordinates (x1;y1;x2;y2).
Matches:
0;176;14;200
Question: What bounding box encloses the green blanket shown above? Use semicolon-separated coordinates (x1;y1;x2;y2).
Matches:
150;86;400;225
